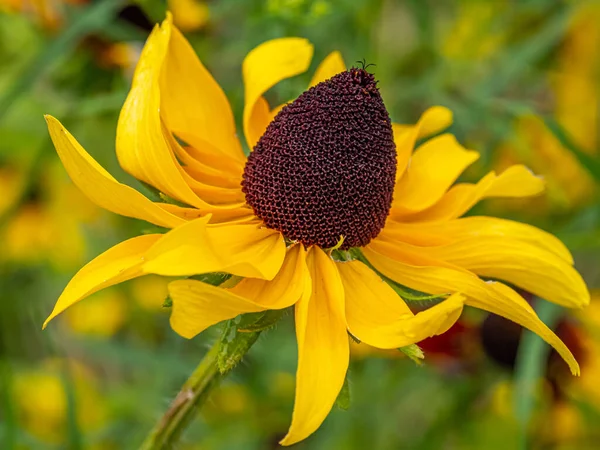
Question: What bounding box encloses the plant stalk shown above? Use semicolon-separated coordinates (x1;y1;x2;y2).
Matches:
138;341;222;450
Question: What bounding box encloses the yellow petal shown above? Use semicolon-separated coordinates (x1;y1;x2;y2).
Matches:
243;38;314;150
45;115;185;229
381;216;573;263
393;134;479;213
405;165;545;222
417;237;589;309
338;260;464;349
142;218;286;280
117;18;225;210
280;246;348;446
168;280;264;339
169;244;308;338
394;106;454;179
43;234;162;328
363;247;580;375
230;244;308;307
309;50;346;87
160;24;245;161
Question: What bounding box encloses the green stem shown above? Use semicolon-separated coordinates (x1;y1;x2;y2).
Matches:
513;300;563;450
138;342;222;450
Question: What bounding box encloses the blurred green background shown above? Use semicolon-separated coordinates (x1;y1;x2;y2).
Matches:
1;0;599;448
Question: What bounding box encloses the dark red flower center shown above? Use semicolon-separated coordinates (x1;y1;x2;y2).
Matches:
242;68;397;249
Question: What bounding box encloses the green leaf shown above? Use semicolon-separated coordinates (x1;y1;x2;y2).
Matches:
398;344;425;365
385;279;450;309
217;319;261;375
189;272;232;286
236;309;287;332
513;300;563;450
217;309;287;373
335;375;351;411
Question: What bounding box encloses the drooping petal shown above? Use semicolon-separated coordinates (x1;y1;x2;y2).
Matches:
45;115;185;229
392;134;479;214
243;38;314;150
394;106;454;179
405;165;545;222
142;217;286;280
309;51;346;87
280;246;348;446
363;247;580;375
230;244;308;308
417;237;589;309
168;245;307;338
337;260;464;349
159;23;245;161
380;216;573;263
43;234;162;328
117;18;238;211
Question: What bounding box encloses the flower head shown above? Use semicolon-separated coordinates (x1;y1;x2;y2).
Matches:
43;13;589;445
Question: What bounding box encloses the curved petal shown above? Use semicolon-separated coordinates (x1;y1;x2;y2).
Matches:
280;246;348;446
243;38;314;150
380;216;573;263
43;234;162;328
230;244;308;308
395;106;454;179
168;245;307;339
337;260;464;349
45;115;185;229
363;247;580;375
405;165;545;222
117;18;239;211
309;51;346;87
142;217;286;280
418;238;589;308
159;22;244;161
392;134;479;214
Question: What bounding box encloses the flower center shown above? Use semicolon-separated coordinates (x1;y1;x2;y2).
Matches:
242;68;397;250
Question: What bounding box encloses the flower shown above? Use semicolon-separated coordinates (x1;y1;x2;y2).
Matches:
43;13;589;445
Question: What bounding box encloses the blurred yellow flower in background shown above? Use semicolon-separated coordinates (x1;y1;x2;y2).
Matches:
1;159;103;270
494;3;600;212
13;359;106;444
64;289;127;337
40;10;589;446
168;0;209;32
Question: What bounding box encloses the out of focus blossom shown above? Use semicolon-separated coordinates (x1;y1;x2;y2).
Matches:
13;359;106;444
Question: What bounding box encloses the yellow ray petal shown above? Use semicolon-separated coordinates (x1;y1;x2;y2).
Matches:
393;134;479;214
363;247;580;375
309;50;346;87
338;260;464;349
230;244;308;307
45;115;185;229
117;18;228;211
418;237;589;309
381;216;573;263
160;24;245;161
169;244;307;338
394;106;454;179
142;217;286;280
404;165;545;222
280;246;348;446
43;234;162;328
243;38;314;150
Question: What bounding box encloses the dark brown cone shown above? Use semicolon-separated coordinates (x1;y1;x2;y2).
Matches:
242;68;397;249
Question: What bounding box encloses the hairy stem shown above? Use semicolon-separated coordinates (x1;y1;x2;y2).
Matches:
138;341;223;450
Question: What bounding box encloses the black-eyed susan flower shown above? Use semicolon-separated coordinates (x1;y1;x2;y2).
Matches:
43;13;589;445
